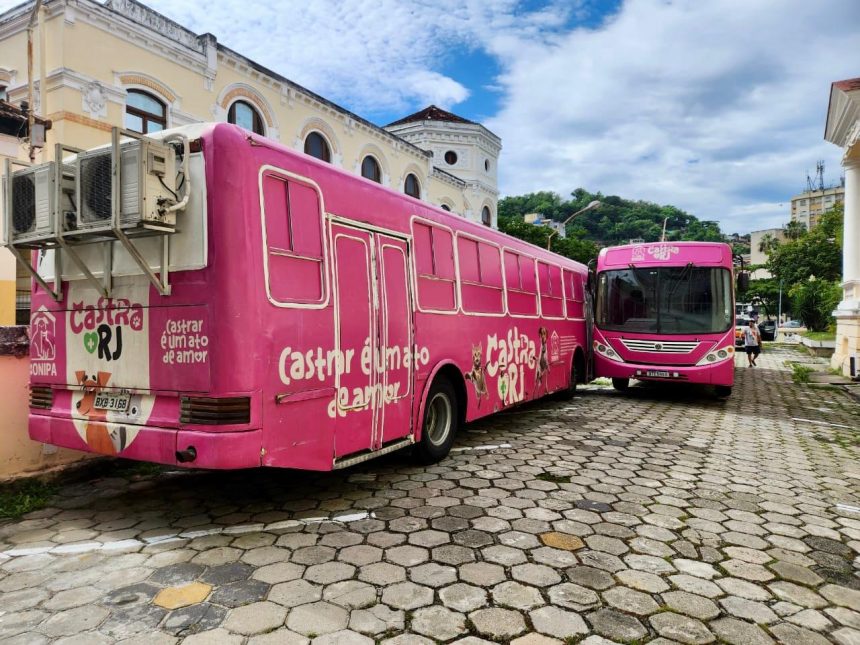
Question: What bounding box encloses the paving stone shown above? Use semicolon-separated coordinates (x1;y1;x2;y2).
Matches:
304;562;356;584
649;612;715;644
252;562;305;584
822;584;860;611
182;628;244;645
409;562;457;588
411;606;466;640
540;531;585;551
529;606;588;639
669;574;723;598
603;586;660;615
720;558;775;581
787;607;833;631
161;603;227;637
269;579;322;607
586;608;647;642
565;565;615;590
719;595;778;623
768;622;832;645
709;617;774;645
770;560;824;586
833;627;860;645
510;636;564;645
674;558;719;579
322;580;376;609
97;604;169;641
41;606;110;637
285;601;347;636
153;582;213;610
223;601;286;635
358;562;406;585
439;583;488;612
511;563;561;586
469;608;527;640
547;582;600;611
381;581;433;610
349;604;405;635
616;568;669;592
208;579;270;608
309;630;373;645
492;581;545;610
769;580;828;608
149;563;206;586
827;606;860;629
200;562;254;585
662;590;720;619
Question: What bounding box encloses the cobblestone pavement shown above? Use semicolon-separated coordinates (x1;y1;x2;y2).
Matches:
2;345;860;644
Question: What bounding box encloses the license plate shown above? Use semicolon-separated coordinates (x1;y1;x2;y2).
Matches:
645;370;671;378
94;392;130;412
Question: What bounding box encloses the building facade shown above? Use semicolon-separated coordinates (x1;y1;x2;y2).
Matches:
748;227;785;279
0;0;501;322
824;77;860;377
790;185;844;230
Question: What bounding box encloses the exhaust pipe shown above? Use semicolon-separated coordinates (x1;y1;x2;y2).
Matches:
175;446;197;463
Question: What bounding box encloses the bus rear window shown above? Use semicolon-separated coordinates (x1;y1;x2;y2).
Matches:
504;250;537;316
457;236;502;314
413;221;456;311
539;261;564;318
262;172;325;304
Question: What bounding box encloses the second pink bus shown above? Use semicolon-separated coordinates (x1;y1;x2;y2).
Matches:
593;241;736;396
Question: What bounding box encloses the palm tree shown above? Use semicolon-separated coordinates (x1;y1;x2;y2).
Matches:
784;220;806;241
758;233;778;255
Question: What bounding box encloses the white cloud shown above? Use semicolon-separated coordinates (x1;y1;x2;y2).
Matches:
485;0;860;233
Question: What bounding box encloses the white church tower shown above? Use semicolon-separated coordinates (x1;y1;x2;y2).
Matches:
385;106;502;227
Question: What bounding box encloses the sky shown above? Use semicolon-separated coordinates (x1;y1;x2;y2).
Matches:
4;0;858;234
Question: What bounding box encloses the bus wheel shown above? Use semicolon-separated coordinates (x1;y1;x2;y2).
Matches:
612;378;629;392
415;379;459;464
559;361;578;399
714;385;732;398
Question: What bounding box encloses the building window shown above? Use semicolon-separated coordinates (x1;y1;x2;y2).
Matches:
481;206;492;226
228;100;264;135
440;204;451;212
484;159;490;172
404;173;420;198
304;132;331;162
444;150;457;165
361;155;381;183
125;90;166;134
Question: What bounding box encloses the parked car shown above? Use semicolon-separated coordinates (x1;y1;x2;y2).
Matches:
781;320;803;329
735;317;751;347
758;319;776;341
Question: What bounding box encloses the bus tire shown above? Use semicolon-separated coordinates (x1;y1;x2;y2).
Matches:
612;378;629;392
415;378;459;464
714;385;732;398
559;360;578;399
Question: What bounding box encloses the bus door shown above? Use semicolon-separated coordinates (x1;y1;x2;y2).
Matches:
331;224;413;458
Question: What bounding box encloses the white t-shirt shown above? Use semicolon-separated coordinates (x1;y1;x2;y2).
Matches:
743;326;759;347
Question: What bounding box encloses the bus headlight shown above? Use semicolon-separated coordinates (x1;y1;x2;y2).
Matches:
594;339;625;363
696;346;734;367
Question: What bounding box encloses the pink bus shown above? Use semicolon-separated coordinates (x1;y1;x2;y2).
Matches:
11;123;590;471
592;241;736;396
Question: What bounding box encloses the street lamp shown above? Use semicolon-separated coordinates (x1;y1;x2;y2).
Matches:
547;200;601;251
546;199;602;251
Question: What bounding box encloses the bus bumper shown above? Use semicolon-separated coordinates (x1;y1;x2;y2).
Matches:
594;353;734;387
29;413;263;469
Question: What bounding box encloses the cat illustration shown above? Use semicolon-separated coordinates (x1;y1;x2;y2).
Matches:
75;371;117;455
464;343;489;408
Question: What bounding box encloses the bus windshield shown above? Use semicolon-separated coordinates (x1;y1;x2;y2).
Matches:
596;266;732;335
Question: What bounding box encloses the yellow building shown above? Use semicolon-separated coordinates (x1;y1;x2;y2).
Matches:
790;185;844;230
0;0;501;323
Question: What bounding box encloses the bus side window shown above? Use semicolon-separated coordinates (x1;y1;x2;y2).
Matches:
262;173;325;304
457;237;503;314
539;261;564;318
413;221;456;311
563;269;582;318
505;251;537;316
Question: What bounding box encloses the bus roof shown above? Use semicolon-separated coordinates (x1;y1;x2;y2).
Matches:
598;241;732;269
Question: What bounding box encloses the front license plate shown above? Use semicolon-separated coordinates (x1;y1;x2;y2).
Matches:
94;392;131;412
645;370;671;378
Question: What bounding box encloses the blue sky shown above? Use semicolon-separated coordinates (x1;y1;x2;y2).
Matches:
3;0;857;234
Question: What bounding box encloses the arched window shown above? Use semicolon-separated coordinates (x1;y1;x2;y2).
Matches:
228;100;264;135
125;90;166;134
361;156;381;183
482;206;492;227
304;132;331;163
404;173;420;198
440;204;451;212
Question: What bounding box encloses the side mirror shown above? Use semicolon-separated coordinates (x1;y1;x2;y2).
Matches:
737;272;750;292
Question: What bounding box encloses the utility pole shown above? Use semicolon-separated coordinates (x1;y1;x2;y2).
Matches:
26;0;44;163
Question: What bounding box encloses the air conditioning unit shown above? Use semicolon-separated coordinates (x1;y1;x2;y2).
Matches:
3;162;76;246
75;138;177;236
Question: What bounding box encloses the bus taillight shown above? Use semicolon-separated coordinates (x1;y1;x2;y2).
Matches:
180;396;250;425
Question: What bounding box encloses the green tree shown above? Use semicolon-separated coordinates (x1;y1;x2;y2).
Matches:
789;278;842;332
767;203;842;287
745;278;785;318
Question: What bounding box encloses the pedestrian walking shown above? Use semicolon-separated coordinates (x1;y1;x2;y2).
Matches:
743;319;761;367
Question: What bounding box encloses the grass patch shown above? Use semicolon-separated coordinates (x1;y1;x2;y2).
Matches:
0;478;57;519
803;331;836;342
791;363;815;384
536;472;571;484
